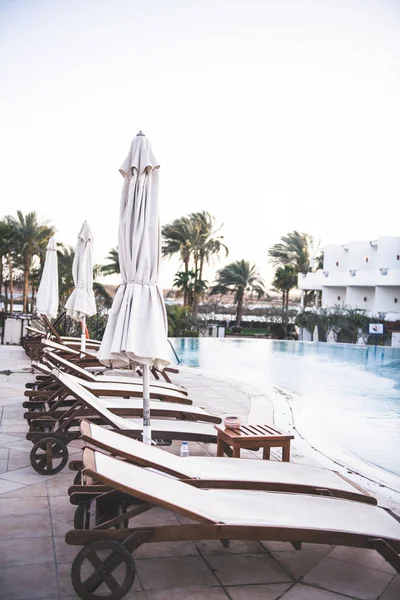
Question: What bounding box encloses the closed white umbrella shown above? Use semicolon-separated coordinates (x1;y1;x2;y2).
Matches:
98;132;170;444
36;236;59;319
64;221;96;351
313;325;319;342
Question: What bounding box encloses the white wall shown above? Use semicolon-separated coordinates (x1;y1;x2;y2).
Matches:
298;237;400;316
347;241;377;272
376;237;400;270
322;287;346;307
374;286;400;313
346;286;375;311
297;272;323;291
323;244;348;272
392;332;400;348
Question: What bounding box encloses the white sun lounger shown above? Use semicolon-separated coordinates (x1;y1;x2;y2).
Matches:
27;370;218;475
55;370;217;439
66;373;190;401
27;360;192;404
75;421;375;504
25;363;219;423
40;338;180;383
42;350;187;394
65;448;400;600
25;325;101;349
42;348;186;393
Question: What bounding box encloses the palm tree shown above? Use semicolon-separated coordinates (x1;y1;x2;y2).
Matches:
173;270;208;307
189;211;228;312
272;265;298;311
7;211;54;313
93;281;112;309
210;260;265;327
268;230;321;274
29;266;43;314
100;248;120;276
0;219;15;312
173;270;193;305
162;217;195;305
0;220;6;301
58;245;75;306
162;212;228;310
189;211;228;278
268;231;322;308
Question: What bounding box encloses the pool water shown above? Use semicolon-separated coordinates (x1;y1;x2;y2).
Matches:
169;338;400;481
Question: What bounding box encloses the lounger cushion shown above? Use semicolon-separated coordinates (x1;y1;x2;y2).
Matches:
90;451;400;540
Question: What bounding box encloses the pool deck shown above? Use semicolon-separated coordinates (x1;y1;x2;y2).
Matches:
0;345;399;600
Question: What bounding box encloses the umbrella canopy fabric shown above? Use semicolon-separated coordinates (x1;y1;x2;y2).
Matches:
64;221;96;321
36;236;59;319
98;133;170;371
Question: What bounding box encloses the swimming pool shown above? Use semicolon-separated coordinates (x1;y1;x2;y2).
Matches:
169;338;400;485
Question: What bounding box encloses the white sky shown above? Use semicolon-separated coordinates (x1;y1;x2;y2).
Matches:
1;0;399;289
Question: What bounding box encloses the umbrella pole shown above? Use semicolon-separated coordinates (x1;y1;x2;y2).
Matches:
142;364;152;445
81;316;86;353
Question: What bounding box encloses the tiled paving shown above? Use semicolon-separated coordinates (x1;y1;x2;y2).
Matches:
0;345;399;600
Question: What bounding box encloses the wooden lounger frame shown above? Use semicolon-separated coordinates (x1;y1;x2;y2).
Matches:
26;370;217;476
23;361;192;415
24;358;185;398
22;364;217;425
67;420;375;506
65;448;400;600
35;337;180;384
41;350;187;393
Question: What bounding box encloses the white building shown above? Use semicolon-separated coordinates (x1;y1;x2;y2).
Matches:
298;237;400;320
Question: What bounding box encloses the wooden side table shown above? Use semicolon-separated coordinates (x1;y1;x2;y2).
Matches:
214;423;294;461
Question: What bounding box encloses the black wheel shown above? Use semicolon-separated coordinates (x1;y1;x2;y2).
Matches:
74;502;89;529
30;437;69;475
71;540;135;600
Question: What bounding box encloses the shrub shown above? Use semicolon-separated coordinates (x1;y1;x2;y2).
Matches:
182;330;199;337
167;304;205;337
231;326;242;334
295;305;387;344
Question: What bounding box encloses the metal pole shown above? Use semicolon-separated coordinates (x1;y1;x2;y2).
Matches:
167;338;180;364
300;290;305;311
81;316;86;352
142;364;152;445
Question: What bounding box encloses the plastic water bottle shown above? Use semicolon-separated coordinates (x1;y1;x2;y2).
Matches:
180;442;190;457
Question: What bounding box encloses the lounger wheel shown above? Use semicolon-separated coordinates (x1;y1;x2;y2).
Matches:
30;437;69;475
74;503;89;530
71;540;135;600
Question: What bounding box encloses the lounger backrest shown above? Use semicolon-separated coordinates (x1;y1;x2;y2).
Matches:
44;350;187;396
64;373;187;400
42;339;81;356
87;449;218;524
41;315;63;343
51;369;130;431
83;421;189;478
42;338;98;360
43;351;95;381
26;326;47;336
32;361;52;376
86;450;400;542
